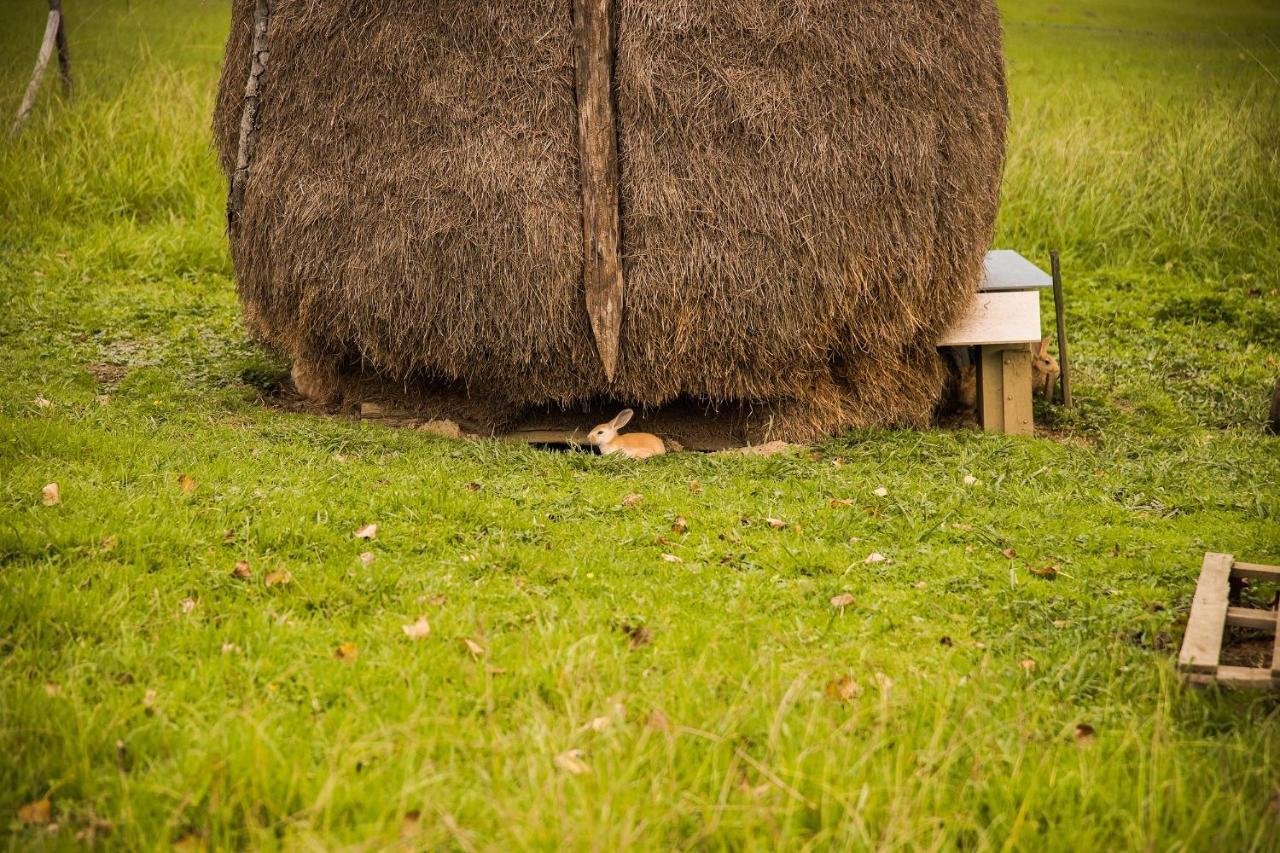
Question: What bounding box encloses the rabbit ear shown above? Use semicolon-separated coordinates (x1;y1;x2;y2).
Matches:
1038;336;1052;358
612;408;634;429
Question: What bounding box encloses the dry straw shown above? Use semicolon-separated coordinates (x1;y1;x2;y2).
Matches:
214;0;1007;441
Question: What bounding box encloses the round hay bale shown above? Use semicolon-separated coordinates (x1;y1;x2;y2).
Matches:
214;1;1007;442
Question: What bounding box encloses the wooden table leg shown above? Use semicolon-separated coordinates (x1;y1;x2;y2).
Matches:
976;345;1034;436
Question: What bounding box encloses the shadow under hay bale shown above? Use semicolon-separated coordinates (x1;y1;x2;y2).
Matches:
214;0;1007;443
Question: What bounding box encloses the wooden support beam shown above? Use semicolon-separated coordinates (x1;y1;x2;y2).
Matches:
572;0;624;382
1001;349;1033;436
8;8;61;138
1232;561;1280;581
227;0;272;229
1225;606;1278;633
1273;604;1280;683
1178;552;1234;675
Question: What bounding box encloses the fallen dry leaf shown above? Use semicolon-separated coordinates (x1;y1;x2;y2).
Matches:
1001;548;1017;559
914;581;927;589
424;593;447;607
1074;723;1097;745
460;637;485;657
660;553;683;563
766;518;787;529
41;483;60;506
177;473;196;493
874;672;893;692
647;708;671;731
44;682;60;697
143;688;157;708
354;523;378;540
17;799;51;826
358;551;375;566
231;561;252;580
864;552;886;564
672;516;688;534
825;676;863;702
830;592;855;608
465;481;483;492
180;597;196;614
264;569;292;587
34;396;53;409
554;749;590;776
829;498;854;508
620;493;643;507
873;486;889;497
688;480;702;494
402;616;431;640
1029;565;1059;579
1019;659;1037;673
335;643;358;663
963;475;979;486
100;535;118;552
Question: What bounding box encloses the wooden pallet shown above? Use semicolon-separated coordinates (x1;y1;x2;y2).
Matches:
1178;553;1280;689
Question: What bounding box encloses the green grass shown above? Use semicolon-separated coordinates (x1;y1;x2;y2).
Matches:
2;0;1279;848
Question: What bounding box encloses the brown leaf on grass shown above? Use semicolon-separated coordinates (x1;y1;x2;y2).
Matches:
620;493;644;507
1029;565;1059;579
1074;723;1097;745
143;689;158;708
465;481;483;492
17;799;51;825
358;551;375;566
44;682;61;697
264;570;292;587
830;593;855;609
554;749;590;775
671;516;688;534
688;480;703;494
222;529;236;543
963;474;980;486
939;636;954;647
423;593;447;607
766;518;787;529
873;486;889;497
41;483;60;506
825;676;863;702
459;638;485;657
829;498;854;508
335;643;358;663
100;535;118;552
646;708;671;731
1019;659;1037;673
863;552;887;564
401;617;431;640
180;597;196;614
1001;548;1017;559
660;553;683;563
621;623;652;648
354;523;378;540
230;561;252;580
34;396;53;409
177;474;196;493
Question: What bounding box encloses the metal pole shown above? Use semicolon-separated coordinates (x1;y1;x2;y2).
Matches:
1051;250;1072;408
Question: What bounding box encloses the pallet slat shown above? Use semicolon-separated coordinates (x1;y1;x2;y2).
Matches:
1225;606;1279;633
1231;561;1280;581
1186;666;1277;690
1178;552;1234;675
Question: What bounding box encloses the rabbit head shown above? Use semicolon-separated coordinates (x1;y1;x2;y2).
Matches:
588;409;634;448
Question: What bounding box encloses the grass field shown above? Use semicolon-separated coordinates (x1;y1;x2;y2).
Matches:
2;1;1279;849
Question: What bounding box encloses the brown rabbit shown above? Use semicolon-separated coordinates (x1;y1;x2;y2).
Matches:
588;409;666;459
1030;336;1061;398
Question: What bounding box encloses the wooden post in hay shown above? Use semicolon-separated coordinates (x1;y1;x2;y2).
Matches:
9;0;71;138
1179;552;1280;690
572;0;625;382
228;0;272;228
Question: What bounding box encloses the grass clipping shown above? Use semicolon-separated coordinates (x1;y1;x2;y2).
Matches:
213;1;1007;442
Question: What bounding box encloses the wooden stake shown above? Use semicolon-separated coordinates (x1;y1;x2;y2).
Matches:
50;0;72;96
8;8;61;138
572;0;625;382
227;0;272;228
1050;251;1072;408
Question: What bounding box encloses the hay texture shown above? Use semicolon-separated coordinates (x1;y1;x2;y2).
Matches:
214;0;1007;441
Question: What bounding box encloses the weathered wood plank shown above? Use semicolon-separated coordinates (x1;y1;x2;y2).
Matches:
1186;666;1276;690
976;345;1005;433
1232;561;1280;581
1001;349;1034;436
572;0;624;382
8;9;60;138
1272;605;1280;682
227;0;271;228
1225;606;1279;633
1177;552;1234;675
49;0;71;95
938;290;1042;347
